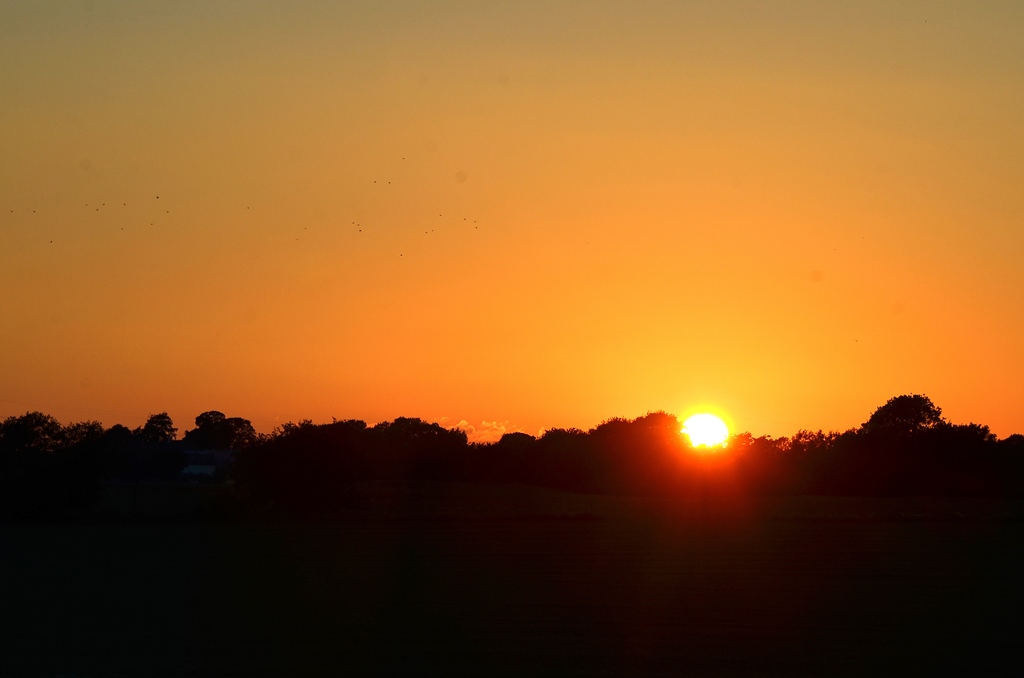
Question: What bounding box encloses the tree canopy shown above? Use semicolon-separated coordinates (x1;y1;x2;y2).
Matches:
1;394;1022;519
862;394;944;437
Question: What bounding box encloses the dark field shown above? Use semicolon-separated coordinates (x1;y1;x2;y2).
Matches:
4;483;1023;677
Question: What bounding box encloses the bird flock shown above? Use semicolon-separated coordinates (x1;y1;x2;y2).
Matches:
3;157;485;256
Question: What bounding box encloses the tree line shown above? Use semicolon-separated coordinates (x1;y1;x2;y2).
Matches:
0;409;253;517
2;395;1022;517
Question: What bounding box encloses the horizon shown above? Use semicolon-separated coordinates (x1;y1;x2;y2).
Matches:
3;392;1020;446
3;2;1023;439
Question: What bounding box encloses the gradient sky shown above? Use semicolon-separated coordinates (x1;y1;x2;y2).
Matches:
2;1;1022;440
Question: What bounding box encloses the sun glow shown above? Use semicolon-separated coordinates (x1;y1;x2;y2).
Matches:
682;413;729;448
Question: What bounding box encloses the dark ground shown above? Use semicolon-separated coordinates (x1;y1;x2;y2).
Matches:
3;482;1023;677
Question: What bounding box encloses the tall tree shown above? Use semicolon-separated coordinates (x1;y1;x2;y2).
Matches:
184;411;256;450
137;412;177;445
861;394;944;438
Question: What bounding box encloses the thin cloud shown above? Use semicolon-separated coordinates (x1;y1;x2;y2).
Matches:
445;418;525;443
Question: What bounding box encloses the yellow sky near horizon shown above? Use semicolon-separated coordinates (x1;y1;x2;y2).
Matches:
2;1;1023;440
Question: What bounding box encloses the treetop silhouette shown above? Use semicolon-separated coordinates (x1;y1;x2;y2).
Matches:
1;395;1022;518
862;394;944;437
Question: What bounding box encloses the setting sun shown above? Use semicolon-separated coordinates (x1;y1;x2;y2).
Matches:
682;414;730;448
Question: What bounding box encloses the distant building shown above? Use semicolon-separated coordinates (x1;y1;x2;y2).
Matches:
180;449;234;479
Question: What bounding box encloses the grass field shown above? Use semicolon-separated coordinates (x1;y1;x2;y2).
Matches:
3;483;1023;676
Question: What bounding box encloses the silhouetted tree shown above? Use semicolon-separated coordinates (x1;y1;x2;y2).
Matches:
99;423;138;479
1;411;65;455
533;427;593;492
0;412;108;517
586;412;687;494
862;394;944;438
370;417;470;480
731;432;792;494
8;388;1018;520
1001;433;1024;453
136;412;177;445
183;411;256;450
483;432;538;483
232;416;476;514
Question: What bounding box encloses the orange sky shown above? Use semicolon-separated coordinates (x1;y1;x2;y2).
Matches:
2;1;1022;440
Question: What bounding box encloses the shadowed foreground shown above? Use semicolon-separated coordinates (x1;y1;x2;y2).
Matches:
3;486;1023;677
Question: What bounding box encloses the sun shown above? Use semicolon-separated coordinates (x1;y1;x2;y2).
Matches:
682;413;729;448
